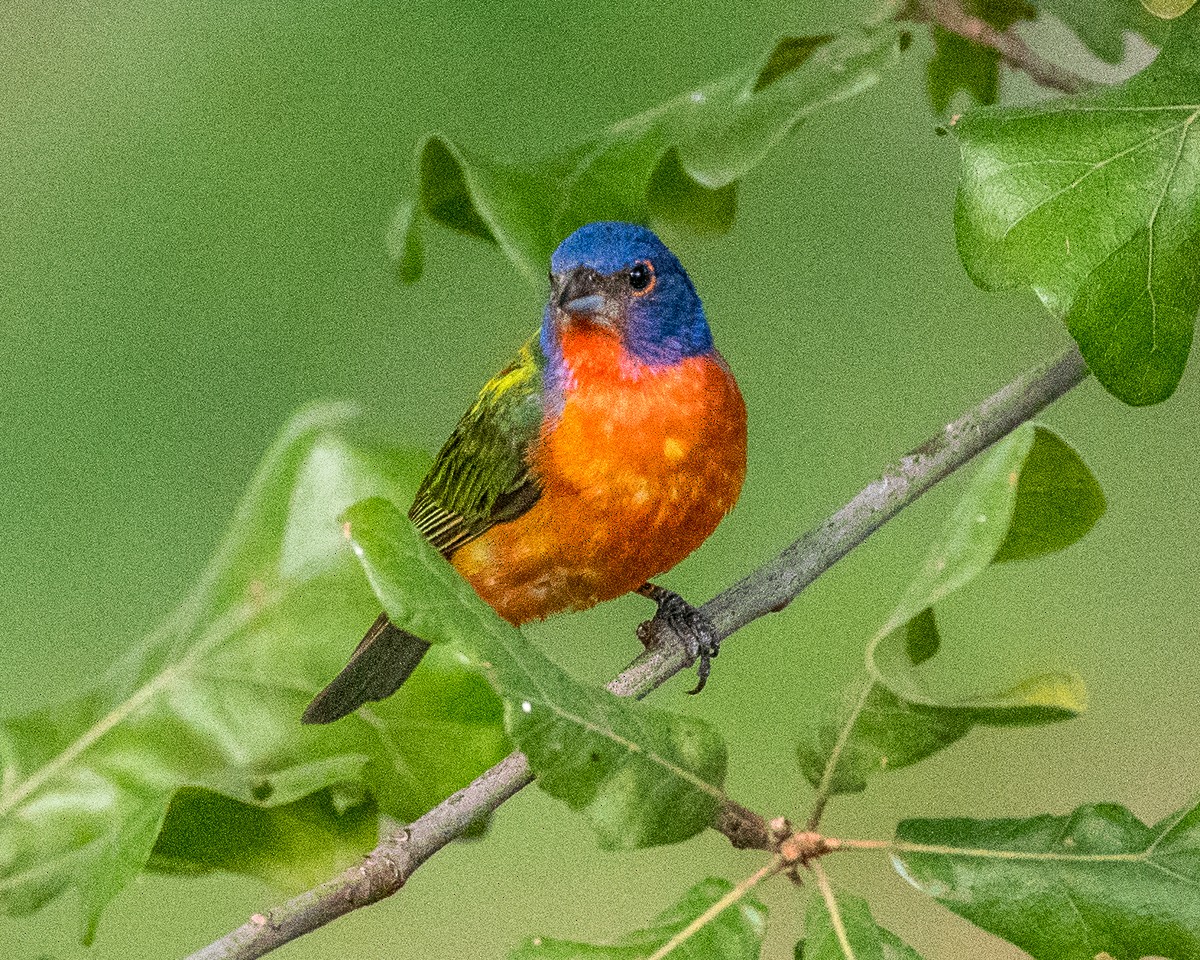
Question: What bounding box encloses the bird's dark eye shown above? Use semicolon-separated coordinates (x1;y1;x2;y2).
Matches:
628;260;655;293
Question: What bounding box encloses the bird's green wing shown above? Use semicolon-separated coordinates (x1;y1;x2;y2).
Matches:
408;334;547;557
303;335;548;726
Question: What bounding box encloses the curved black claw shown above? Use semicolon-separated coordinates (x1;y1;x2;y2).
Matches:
635;583;720;695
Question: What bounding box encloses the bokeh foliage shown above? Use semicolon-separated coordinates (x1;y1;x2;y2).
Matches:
2;1;1200;960
389;25;906;286
0;408;509;942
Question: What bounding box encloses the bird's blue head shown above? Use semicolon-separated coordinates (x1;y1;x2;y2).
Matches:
541;222;713;367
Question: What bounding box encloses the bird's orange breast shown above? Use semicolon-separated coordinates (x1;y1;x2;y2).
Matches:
451;328;747;624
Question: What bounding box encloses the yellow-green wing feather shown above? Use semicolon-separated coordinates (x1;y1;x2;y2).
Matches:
408;334;547;556
303;335;548;725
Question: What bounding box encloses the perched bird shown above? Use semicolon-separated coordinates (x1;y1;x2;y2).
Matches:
303;221;747;724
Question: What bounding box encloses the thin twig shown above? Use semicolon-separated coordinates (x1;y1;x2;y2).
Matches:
905;0;1093;96
187;345;1090;960
645;857;785;960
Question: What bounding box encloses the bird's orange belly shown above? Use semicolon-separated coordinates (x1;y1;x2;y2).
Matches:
451;351;747;625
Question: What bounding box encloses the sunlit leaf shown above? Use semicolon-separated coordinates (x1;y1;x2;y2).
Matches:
799;889;925;959
799;425;1101;798
389;24;905;285
894;800;1200;959
954;10;1200;403
0;406;510;942
510;878;766;959
1142;0;1199;20
343;497;729;849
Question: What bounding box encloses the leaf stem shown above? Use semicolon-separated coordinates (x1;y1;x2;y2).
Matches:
185;344;1090;960
833;836;1153;863
645;857;784;960
903;0;1094;95
0;593;272;818
805;678;875;831
810;860;858;960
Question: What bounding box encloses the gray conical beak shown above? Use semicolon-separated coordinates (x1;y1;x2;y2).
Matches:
554;267;609;318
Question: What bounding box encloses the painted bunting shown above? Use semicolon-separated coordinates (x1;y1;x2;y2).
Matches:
303;221;747;724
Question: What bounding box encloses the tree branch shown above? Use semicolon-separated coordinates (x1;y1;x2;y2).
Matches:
905;0;1094;96
187;344;1089;960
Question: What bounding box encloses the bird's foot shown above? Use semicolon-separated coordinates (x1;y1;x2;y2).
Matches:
635;583;720;695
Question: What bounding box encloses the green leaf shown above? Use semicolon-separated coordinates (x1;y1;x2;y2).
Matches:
885;425;1106;629
928;29;1002;112
342;497;729;849
147;787;379;889
799;425;1100;799
1041;0;1168;62
509;877;766;959
800;890;925;959
0;406;510;942
798;610;1086;797
893;800;1200;960
389;24;904;285
954;11;1200;404
926;0;1034;111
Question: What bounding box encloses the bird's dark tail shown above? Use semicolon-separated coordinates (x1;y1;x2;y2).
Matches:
302;612;432;724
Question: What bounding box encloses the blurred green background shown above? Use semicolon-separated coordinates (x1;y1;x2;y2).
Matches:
2;1;1197;957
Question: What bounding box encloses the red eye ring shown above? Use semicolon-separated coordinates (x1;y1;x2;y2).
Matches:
629;260;655;295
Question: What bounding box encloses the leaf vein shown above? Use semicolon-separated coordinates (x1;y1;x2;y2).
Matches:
999;116;1195;243
535;698;724;802
1144;111;1198;349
